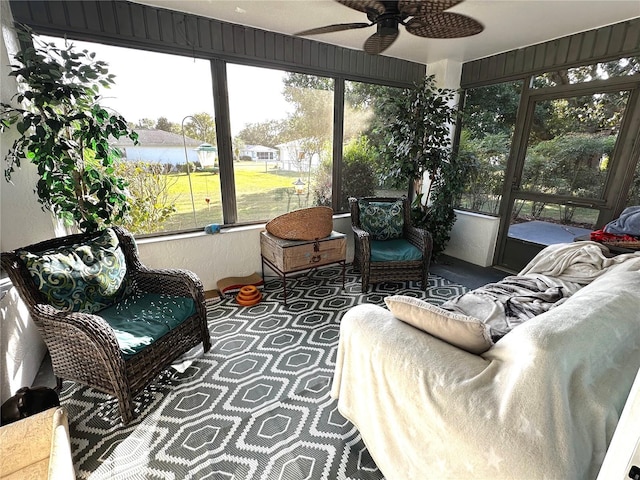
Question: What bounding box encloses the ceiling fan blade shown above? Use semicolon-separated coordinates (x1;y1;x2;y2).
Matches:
364;30;399;55
335;0;387;16
406;12;484;38
295;22;372;36
399;0;464;17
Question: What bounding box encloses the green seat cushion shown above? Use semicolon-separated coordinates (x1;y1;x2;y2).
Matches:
370;239;423;263
18;229;128;313
358;199;404;240
99;293;196;359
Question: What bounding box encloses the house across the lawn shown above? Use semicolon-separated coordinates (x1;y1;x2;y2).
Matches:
112;129;216;167
239;144;278;162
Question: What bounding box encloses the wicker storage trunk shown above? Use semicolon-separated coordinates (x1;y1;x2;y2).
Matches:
260;231;346;273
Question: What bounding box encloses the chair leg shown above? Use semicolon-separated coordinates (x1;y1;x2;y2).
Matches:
55;376;63;393
115;382;136;424
201;325;212;353
362;271;370;293
118;394;136;424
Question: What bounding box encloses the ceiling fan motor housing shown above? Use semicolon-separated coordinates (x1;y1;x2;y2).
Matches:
377;16;400;36
296;0;484;55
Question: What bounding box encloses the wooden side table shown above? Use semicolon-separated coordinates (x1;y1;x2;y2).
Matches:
260;231;347;305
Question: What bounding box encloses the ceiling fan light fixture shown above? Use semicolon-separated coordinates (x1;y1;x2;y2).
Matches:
295;0;484;55
377;16;399;37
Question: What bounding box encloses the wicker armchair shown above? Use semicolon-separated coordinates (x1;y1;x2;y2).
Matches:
349;197;433;292
1;227;211;424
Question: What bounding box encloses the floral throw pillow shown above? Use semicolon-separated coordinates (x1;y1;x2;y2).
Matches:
358;199;404;240
18;228;129;313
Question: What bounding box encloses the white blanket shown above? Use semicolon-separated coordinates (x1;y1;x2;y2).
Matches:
332;270;640;479
441;242;640;341
519;241;640;283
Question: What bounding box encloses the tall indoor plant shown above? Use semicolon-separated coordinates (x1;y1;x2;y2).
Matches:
1;27;137;233
377;75;471;256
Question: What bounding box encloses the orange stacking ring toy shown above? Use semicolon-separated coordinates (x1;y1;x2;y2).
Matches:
235;285;262;306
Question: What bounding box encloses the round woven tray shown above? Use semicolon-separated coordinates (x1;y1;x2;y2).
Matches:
265;206;333;241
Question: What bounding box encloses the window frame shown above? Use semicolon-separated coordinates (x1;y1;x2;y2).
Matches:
10;0;424;237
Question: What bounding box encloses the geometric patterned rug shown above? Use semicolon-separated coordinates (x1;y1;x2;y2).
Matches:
60;265;467;479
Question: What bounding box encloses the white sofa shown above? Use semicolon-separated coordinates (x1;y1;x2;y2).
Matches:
0;407;75;479
332;242;640;480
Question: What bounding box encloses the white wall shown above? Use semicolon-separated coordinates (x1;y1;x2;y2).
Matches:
425;61;500;267
136;209;501;289
0;8;56;251
426;59;463;90
137;215;354;292
0;4;48;401
444;210;500;267
136;210;498;289
0;287;47;402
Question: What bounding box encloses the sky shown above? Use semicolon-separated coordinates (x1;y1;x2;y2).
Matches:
41;35;293;136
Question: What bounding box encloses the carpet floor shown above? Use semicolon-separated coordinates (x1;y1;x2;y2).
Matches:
60;265;467;480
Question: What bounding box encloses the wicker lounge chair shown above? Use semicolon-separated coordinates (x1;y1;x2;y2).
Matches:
349;196;432;292
1;227;211;424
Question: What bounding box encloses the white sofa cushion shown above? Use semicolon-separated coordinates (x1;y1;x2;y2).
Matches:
384;295;492;354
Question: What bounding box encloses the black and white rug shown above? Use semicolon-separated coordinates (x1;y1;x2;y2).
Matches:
60;265;467;480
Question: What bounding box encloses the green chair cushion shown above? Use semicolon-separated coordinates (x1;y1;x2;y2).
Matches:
99;293;196;359
358;199;404;240
18;229;129;313
370;239;423;263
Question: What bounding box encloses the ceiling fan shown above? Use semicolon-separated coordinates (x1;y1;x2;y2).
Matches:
295;0;484;55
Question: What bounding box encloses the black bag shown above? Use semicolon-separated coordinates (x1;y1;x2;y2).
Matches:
1;386;60;425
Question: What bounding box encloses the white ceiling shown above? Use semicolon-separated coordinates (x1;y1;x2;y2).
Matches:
134;0;640;65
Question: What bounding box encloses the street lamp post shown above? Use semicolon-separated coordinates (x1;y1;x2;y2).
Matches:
293;178;305;208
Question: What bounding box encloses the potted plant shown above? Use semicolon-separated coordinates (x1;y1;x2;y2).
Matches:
1;27;137;233
377;75;471;256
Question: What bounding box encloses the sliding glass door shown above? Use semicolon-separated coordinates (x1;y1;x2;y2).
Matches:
496;82;640;271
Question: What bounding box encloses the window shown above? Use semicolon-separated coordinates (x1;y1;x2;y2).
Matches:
228;66;334;221
341;81;404;209
494;62;639;271
510;200;600;233
39;35;222;235
29;34;411;235
519;91;629;200
456;81;523;215
534;57;640;87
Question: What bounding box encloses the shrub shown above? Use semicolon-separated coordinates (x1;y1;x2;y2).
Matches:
341;136;377;208
117;161;177;234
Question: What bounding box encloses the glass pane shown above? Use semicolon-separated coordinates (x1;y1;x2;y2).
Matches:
520;91;630;199
456;81;522;215
229;65;334;222
39;35;222;235
508;200;598;245
534;57;640;87
341;81;404;210
627;160;640;208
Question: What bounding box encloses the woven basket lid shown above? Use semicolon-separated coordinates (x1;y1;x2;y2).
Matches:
265;206;333;240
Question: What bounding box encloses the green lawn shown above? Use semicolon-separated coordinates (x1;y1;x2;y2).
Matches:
161;161;309;231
